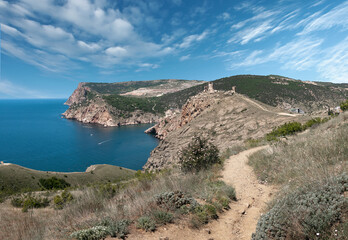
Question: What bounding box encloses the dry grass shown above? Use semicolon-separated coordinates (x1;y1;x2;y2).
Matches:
0;165;234;239
250;112;348;240
248;112;348;187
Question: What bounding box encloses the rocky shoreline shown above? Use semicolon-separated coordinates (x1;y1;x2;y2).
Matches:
62;82;162;127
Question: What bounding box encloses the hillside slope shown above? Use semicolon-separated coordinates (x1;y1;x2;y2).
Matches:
144;91;311;170
158;75;347;112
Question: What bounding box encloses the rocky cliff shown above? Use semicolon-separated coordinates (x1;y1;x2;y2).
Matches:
145;91;218;139
144;91;313;170
63;83;160;126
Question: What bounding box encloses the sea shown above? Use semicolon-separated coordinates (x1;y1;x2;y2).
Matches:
0;99;159;172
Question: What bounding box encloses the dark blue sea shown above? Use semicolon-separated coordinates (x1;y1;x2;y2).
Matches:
0;99;159;172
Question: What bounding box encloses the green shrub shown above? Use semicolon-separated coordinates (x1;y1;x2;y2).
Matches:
217;196;230;210
136;216;156;232
54;190;73;209
10;197;23;207
96;183;117;199
135;170;156;181
252;174;348;240
70;226;109;240
179;136;220;172
221;184;237;201
266;122;303;140
152;210;174;225
11;194;49;212
340;99;348;111
39;177;70;190
99;218;130;238
190;204;218;228
155;191;198;211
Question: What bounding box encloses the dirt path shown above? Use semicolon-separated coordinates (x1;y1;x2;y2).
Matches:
240;95;297;117
127;146;274;240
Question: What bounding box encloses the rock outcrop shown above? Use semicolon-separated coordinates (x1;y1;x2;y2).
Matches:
145;91;217;139
63;83;160;126
64;82;90;106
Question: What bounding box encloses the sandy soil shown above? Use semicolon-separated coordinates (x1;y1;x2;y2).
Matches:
122;146;274;240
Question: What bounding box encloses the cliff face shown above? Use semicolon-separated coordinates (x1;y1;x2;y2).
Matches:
143;91;312;170
63;83;161;126
64;82;90;106
145;91;217;139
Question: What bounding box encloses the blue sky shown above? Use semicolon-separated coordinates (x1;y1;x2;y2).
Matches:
0;0;348;99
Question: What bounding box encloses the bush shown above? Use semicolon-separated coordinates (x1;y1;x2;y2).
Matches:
266;122;303;140
39;177;70;190
179;136;220;172
152;210;174;225
136;216;156;232
267;118;330;141
99;218;130;239
340;99;348;111
190;204;218;228
70;226;109;240
304;117;328;129
11;194;50;212
252;174;348;240
54;190;73;209
155;191;198;211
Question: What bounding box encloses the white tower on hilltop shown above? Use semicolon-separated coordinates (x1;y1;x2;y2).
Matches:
208;82;214;93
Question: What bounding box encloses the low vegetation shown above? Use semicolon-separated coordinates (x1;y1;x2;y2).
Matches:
11;194;50;212
252;174;347;240
179;136;221;172
250;113;348;239
1;160;236;239
39;177;70;190
341;99;348;111
266;117;329;141
53;190;73;209
70;226;109;240
103;94;166;114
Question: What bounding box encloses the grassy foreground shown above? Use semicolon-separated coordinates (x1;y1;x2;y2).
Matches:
0;165;236;239
249;112;348;240
0;164;135;198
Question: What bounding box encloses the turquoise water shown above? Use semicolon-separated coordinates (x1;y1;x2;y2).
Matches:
0;99;158;172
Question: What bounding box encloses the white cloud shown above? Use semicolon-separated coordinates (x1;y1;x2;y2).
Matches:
105;46;128;57
136;63;160;72
233;38;323;69
179;54;190;61
317;37;348;83
0;0;174;71
218;12;231;21
1;24;22;37
229;22;273;45
300;1;348;35
179;31;209;48
2;39;76;72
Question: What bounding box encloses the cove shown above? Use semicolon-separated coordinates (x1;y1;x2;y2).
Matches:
0;99;159;172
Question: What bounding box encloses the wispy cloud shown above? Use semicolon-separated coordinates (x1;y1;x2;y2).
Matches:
178;30;209;48
179;54;190;61
299;1;348;35
0;79;46;98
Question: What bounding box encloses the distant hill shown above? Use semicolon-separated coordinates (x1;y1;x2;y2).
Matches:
63;75;347;127
159;75;348;111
